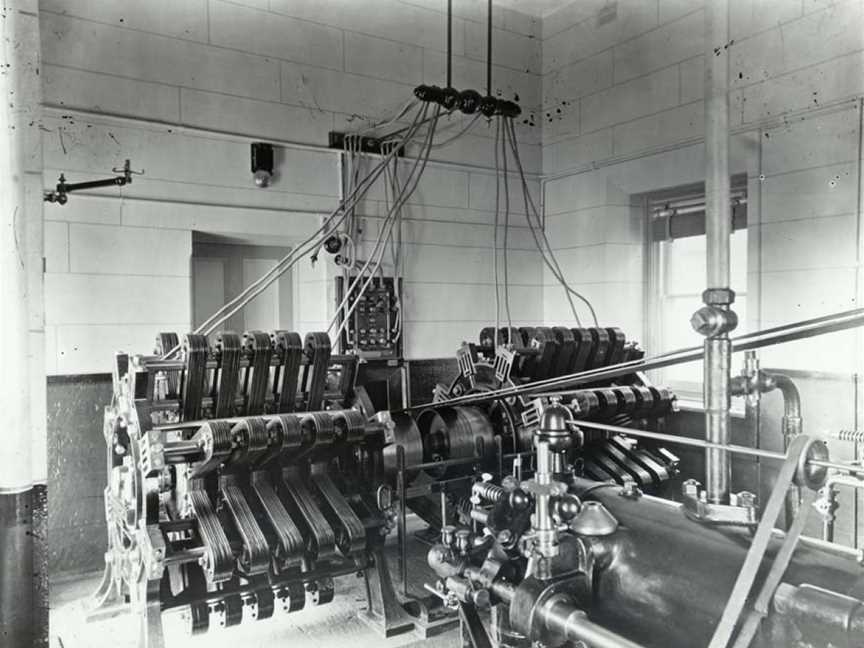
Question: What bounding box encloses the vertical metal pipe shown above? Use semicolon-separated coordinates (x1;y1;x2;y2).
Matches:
704;338;731;502
533;439;554;555
705;0;731;290
486;0;493;97
396;445;407;596
446;0;453;88
703;0;733;505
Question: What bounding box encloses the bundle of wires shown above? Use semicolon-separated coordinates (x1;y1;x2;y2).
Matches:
327;105;443;344
498;115;599;329
164;100;598;360
162;102;438;358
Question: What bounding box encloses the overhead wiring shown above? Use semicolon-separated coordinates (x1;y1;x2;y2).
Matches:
500;116;514;337
162;104;430;357
328;104;438;335
504;117;600;327
328;111;428;336
331;106;442;344
492;116;501;346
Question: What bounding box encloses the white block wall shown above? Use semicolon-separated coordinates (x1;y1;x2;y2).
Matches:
39;0;544;373
540;0;864;357
541;0;864;544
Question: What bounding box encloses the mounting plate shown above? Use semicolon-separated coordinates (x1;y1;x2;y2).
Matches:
328;131;405;157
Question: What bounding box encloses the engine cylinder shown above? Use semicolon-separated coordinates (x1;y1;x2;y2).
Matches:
571;477;864;648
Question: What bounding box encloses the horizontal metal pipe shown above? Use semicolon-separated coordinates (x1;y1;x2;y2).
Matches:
575;420;785;461
136;353;356;372
543;596;645;648
405;450;535;472
576;419;864;477
415;308;864;411
783;531;864;563
43;105;541;179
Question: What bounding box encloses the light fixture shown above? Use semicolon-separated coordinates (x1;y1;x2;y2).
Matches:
251;142;274;187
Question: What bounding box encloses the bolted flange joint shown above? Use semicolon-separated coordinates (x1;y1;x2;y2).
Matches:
691;305;738;338
702;287;736;306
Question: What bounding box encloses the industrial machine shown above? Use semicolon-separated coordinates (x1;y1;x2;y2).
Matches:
436;325;679;488
88;319;687;647
424;397;864;648
87;315;864;648
89;329;461;647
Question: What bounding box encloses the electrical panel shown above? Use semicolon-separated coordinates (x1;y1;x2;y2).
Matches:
335;276;402;360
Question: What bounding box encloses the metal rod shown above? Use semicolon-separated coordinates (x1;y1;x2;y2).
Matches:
704;337;732;504
414;308;864;411
577;419;864;477
788;531;864;563
810;459;864;475
446;0;453;88
486;0;492;97
575;420;785;461
702;0;733;505
42;105;543;180
396;445;408;598
137;352;357;372
704;0;731;290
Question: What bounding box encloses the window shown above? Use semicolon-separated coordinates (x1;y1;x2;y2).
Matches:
646;179;748;402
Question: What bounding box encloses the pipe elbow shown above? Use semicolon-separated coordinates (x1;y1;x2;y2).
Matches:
772;373;802;420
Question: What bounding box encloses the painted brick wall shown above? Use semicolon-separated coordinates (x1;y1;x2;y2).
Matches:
541;0;864;545
39;0;545;374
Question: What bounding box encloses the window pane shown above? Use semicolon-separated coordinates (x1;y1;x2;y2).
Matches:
654;226;748;393
660;294;703;384
663;235;706;295
730;228;747;293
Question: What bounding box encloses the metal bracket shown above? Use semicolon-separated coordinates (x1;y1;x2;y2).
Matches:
493;346;515;384
44;159;142;205
457;343;476;389
681;479;758;526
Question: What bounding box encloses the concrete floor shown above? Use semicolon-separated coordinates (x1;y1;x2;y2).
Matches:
50;518;461;648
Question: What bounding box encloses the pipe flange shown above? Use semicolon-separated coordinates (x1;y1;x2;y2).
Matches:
702;287;736;306
691;305;738;337
795;438;830;490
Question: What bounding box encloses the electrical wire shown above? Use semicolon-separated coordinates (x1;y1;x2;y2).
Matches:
328;105;437;335
162;104;430;356
492;116;501;346
486;0;492;97
388;157;405;343
502;118;580;325
342;108;438;327
500;116;514;337
446;0;453;88
204;106;426;326
504;118;600;327
351;97;418;137
332;107;441;343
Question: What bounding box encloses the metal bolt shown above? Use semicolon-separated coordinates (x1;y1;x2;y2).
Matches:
682;479;701;498
736;491;757;508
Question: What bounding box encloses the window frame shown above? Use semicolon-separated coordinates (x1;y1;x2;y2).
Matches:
644;177;749;408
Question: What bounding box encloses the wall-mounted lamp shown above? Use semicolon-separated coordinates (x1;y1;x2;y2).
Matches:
251;142;274;187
